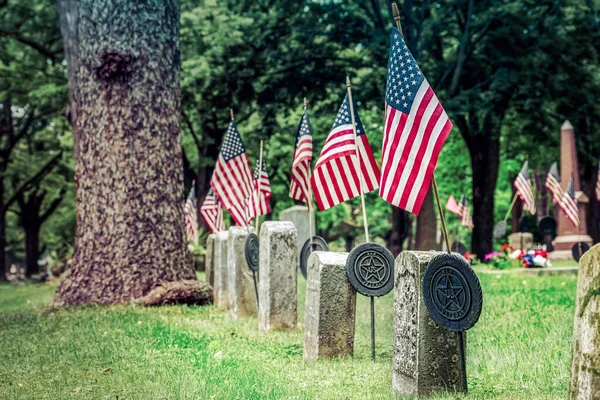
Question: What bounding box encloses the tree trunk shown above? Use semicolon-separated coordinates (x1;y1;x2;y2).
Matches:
414;188;438;251
53;0;194;306
24;222;40;277
387;205;409;257
511;183;523;235
0;208;5;281
468;129;500;259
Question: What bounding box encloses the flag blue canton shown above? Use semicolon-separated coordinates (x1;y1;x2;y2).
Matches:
221;121;247;161
331;93;366;136
253;158;267;179
296;112;312;143
521;161;530;180
385;27;425;113
567;177;575;198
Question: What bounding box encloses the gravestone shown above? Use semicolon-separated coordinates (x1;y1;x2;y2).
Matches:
205;233;216;287
569;243;600;399
508;232;534;251
213;231;229;308
228;226;257;318
279;205;314;259
303;251;356;361
393;251;464;397
258;221;298;333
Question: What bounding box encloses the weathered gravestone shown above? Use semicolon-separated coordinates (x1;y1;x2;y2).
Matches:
393;251;465;397
213;231;229;309
279;205;314;259
303;251;356;361
508;232;534;251
228;226;257;318
570;243;600;399
205;233;216;288
258;221;298;333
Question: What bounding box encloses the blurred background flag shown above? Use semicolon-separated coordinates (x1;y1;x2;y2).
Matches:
184;185;199;243
545;162;562;205
289;111;313;204
200;188;224;233
379;27;453;215
514;161;536;215
210;121;254;226
457;195;467;218
560;176;579;227
248;158;272;218
311;93;380;211
445;194;461;217
461;203;474;230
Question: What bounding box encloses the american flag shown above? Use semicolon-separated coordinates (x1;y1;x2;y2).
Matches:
514;161;536;215
545;162;562;205
445;194;461;217
560;176;579;227
184;186;199;243
596;159;600;201
461;204;474;230
211;121;253;226
456;195;467;218
248;158;272;218
311;93;380;211
379;27;453;215
200;188;225;233
289;111;313;204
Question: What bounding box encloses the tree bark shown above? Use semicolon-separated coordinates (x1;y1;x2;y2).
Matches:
53;0;194;306
414;188;438;251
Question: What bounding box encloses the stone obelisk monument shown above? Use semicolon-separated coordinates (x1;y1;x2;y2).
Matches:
551;120;593;260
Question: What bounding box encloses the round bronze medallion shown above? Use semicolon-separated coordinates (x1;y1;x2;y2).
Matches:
572;242;590;262
346;243;395;297
300;236;328;279
244;233;259;272
422;253;482;332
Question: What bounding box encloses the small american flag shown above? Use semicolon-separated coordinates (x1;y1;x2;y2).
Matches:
445;194;461;217
379;27;453;215
200;188;225;233
184;186;199;243
311;93;380;211
456;195;467;218
514;161;536;215
211;121;253;226
596;159;600;201
560;176;579;227
248;158;272;218
545;162;562;205
461;204;474;230
289;111;313;204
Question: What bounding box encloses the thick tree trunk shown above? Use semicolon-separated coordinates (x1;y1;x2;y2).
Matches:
415;188;438;251
53;0;194;306
468;131;500;259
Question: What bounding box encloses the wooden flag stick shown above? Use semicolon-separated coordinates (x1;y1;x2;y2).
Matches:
255;140;264;233
346;76;370;243
304;98;315;244
230;108;234;121
503;192;519;222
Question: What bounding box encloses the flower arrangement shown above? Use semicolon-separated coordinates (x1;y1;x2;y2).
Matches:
484;244;514;269
509;246;551;268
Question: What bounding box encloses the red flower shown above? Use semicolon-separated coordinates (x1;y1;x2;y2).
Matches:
464;251;470;260
501;243;509;251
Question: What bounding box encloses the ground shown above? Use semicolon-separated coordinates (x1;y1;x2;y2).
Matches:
0;268;576;399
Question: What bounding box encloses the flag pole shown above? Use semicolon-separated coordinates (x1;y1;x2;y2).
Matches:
392;2;464;390
305;98;315;245
255;140;264;233
346;76;370;243
503;192;519;222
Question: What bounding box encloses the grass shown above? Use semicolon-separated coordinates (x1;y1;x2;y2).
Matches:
0;270;577;399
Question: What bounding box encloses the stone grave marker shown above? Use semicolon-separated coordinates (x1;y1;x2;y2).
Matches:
213;231;229;309
228;226;257;318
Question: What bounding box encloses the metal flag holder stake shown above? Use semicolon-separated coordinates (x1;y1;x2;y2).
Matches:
391;3;483;392
494;192;519;239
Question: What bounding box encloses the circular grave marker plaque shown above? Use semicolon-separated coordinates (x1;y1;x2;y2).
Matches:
422;253;482;332
345;243;395;297
244;233;259;272
451;241;467;256
538;216;557;237
300;236;328;279
519;215;528;233
572;242;590;262
493;221;507;239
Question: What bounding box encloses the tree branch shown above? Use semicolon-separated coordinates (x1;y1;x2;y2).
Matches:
0;30;60;61
41;189;65;222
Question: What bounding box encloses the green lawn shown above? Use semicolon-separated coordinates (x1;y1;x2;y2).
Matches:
0;270;577;399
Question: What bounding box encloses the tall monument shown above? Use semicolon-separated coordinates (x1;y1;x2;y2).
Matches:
551;121;593;260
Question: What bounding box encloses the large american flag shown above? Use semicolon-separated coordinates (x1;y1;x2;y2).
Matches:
289;111;313;204
514;161;536;215
248;158;272;218
200;188;225;233
311;93;380;211
211;121;253;226
560;176;579;227
184;186;199;243
545;162;562;205
379;27;453;215
596;159;600;201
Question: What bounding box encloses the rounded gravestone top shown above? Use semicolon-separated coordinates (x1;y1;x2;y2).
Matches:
451;241;467;256
345;243;395;297
519;216;529;233
422;253;483;332
244;233;259;272
300;236;328;279
572;242;590;262
538;216;557;237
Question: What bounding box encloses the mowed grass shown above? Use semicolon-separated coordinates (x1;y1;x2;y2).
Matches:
0;269;576;399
